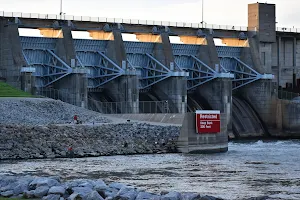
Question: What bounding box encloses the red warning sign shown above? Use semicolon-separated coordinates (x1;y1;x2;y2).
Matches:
196;110;221;134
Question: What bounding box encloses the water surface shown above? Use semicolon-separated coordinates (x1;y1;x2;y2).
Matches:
1;140;300;200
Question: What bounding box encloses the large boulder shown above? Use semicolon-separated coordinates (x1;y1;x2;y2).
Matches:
114;187;138;200
109;183;127;190
13;181;31;195
78;181;94;188
136;192;160;200
104;189;118;199
66;180;94;189
0;183;17;193
181;192;201;200
86;191;105;200
68;193;82;200
42;194;61;200
71;187;94;199
48;186;66;196
94;180;108;192
200;196;224;200
161;191;182;200
30;177;59;190
34;186;50;198
0;176;17;188
1;190;14;197
23;190;35;198
12;177;33;196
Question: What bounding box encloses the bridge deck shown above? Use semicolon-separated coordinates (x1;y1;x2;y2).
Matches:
1;11;298;35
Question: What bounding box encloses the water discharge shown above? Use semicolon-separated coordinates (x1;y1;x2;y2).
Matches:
1;140;300;200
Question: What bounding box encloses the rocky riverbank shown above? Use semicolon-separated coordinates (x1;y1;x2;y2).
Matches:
0;123;180;160
0;175;268;200
0;98;111;125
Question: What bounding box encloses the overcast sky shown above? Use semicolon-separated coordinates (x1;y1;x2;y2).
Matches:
0;0;299;28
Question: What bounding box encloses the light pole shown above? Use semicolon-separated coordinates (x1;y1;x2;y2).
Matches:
59;0;63;17
201;0;204;28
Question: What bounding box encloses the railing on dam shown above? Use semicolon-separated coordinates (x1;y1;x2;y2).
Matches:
35;87;83;106
88;99;171;114
0;11;298;33
35;87;173;114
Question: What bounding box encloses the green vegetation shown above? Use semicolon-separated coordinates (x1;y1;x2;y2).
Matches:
0;82;32;97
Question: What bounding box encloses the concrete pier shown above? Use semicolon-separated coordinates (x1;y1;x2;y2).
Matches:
152;32;187;113
195;34;233;134
177;112;228;153
105;30;139;113
54;26;87;107
238;3;278;135
0;20;26;89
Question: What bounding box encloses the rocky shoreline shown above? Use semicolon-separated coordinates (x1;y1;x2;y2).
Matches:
0;175;269;200
0;123;180;160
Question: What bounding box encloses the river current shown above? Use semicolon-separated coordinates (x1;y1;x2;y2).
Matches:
0;140;300;200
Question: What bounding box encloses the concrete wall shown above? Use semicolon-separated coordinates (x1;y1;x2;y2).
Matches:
177;113;228;153
104;30;139;113
151;32;187;113
0;20;26;89
240;80;278;135
196;78;232;134
54;27;87;107
271;37;298;88
232;96;265;138
272;99;300;137
56;27;76;66
248;3;276;43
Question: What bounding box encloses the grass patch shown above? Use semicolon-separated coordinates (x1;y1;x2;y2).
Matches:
0;82;32;97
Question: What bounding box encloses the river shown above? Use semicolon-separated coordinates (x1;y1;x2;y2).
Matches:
0;140;300;200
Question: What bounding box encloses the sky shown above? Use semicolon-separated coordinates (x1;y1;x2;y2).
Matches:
0;0;300;28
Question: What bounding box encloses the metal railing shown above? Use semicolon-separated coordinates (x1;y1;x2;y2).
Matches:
35;87;84;106
1;10;298;33
88;98;171;114
35;87;173;114
278;89;300;100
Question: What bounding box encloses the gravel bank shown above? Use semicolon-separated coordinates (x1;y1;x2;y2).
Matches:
0;98;111;125
0;123;180;160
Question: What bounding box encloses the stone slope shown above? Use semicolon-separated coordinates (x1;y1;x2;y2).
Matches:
0;123;180;159
0;98;111;125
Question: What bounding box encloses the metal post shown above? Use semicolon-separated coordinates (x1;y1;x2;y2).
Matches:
293;37;297;88
201;0;204;28
60;0;63;18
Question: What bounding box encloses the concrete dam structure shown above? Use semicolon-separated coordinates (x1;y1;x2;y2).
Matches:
1;2;300;140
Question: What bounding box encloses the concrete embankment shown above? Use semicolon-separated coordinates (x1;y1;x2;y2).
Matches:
0;123;180;160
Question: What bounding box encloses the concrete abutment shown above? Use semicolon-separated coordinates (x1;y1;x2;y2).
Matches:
151;32;187;113
53;26;87;107
0;20;26;89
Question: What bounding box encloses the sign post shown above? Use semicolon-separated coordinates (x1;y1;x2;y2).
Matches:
196;110;221;134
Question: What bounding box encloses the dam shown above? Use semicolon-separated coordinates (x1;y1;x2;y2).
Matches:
0;2;300;140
